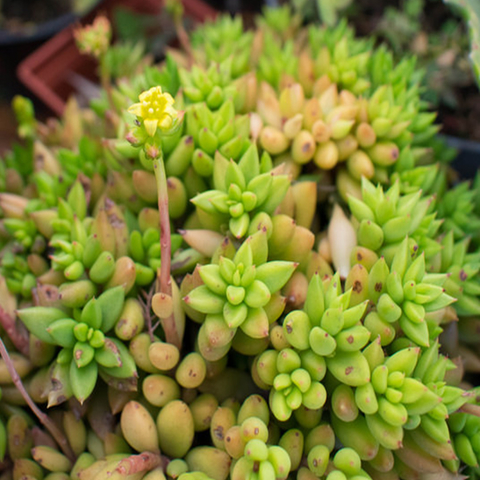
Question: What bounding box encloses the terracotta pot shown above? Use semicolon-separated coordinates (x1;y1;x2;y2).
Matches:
17;0;217;116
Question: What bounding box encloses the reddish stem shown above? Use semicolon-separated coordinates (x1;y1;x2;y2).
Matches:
174;18;194;67
0;307;29;357
153;157;180;348
115;452;162;475
0;338;75;462
459;403;480;417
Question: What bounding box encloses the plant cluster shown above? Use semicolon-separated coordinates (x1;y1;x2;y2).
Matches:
1;5;480;480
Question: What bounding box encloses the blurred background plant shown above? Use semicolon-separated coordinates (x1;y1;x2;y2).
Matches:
202;0;480;142
354;0;479;140
286;0;480;141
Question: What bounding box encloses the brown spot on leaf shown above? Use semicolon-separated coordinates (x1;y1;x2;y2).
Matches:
302;142;312;153
353;281;362;293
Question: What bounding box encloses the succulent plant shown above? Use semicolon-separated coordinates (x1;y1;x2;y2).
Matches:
0;6;480;480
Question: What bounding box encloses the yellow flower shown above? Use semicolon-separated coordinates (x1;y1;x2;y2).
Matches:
128;87;177;137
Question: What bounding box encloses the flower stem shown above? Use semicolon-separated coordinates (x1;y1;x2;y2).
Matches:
0;337;76;462
99;57;119;129
152;157;180;348
174;17;194;66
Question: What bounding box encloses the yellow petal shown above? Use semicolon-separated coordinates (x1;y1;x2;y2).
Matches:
163;93;174;105
144;119;158;137
158;115;173;130
127;103;143;116
164;105;177;117
139;89;152;102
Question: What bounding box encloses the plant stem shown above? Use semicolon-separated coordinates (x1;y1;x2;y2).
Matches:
174;17;195;66
99;57;119;129
459;403;480;417
152;157;180;348
140;284;156;343
0;338;76;462
0;307;29;357
115;452;162;475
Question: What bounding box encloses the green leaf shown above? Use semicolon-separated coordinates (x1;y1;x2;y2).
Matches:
73;342;95;368
95;338;123;368
225;160;246;191
234;238;253;268
47;319;77;348
98;338;137;379
97;286;125;332
48;362;73;407
238;144;260;184
260;175;290;214
17;307;66;344
70;360;98;404
304;274;325;326
230;213;250;239
255;261;297;293
247;173;273;207
80;298;102;330
184;285;225;314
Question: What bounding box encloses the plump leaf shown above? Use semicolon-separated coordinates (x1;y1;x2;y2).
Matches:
256;261;297;293
70;360;98;404
17;307;66;344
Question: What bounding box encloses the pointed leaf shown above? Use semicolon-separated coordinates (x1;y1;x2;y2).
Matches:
238;144;260;184
97;286;125;332
225;160;246;190
184;285;225;314
247;173;273;207
17;307;66;343
256;261;297;293
101;338;137;379
70;360;98;404
47;319;77;348
95;338;123;368
304;274;325;326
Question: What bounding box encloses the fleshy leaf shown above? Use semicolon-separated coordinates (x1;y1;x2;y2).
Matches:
70;360;98;404
255;261;297;293
97;286;125;332
17;307;66;344
47;319;77;348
